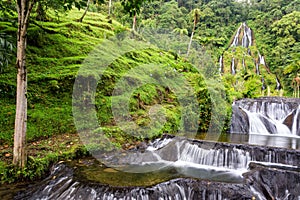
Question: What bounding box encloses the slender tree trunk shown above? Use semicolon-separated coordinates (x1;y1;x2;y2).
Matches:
132;14;137;31
108;0;112;15
78;0;90;22
186;20;196;57
14;0;35;168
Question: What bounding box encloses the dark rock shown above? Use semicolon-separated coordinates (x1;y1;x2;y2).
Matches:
15;163;255;200
244;163;300;200
230;105;249;134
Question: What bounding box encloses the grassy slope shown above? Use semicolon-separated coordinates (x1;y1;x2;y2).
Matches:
0;10;124;182
0;10;124;143
0;9;216;183
0;8;214;148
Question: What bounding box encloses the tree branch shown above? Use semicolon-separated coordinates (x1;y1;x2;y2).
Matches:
24;0;36;27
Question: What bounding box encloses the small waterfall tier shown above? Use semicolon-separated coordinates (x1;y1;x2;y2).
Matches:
231;97;300;135
15;136;300;200
230;22;253;48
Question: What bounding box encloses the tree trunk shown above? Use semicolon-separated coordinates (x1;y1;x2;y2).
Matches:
14;0;34;168
14;32;27;168
108;0;112;15
78;0;90;22
132;14;137;31
186;20;196;57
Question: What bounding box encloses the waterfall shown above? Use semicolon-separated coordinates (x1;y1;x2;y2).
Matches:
231;22;253;48
231;97;300;136
255;62;260;75
276;76;282;90
291;105;300;135
15;136;300;200
230;24;243;47
231;57;235;75
259;54;265;66
245;24;252;47
242;109;272;134
261;77;266;91
242;28;248;48
219;56;223;73
146;136;300;169
178;142;250;169
242;58;245;69
242;22;252;48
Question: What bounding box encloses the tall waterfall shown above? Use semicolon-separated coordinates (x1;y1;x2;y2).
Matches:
230;22;253;48
231;24;242;47
231;97;300;136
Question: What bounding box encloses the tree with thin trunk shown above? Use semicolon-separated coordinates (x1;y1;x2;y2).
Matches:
14;0;36;168
120;0;147;32
13;0;85;168
187;8;200;57
78;0;91;22
132;13;137;31
108;0;112;15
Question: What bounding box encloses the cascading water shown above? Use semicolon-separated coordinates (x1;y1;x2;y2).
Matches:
15;136;300;200
276;76;282;90
291;105;300;135
231;97;300;136
231;22;253;48
242;58;245;69
219;56;223;73
231;57;235;75
255;62;260;75
230;24;242;47
259;54;265;66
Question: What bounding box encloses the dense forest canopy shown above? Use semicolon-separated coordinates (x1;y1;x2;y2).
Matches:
0;0;300;95
1;0;299;95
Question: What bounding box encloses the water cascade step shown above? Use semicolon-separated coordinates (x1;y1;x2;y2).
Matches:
231;97;300;135
16;136;300;200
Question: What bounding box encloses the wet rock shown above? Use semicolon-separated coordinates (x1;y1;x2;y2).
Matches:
230;105;249;134
15;163;254;200
15;137;300;200
244;162;300;200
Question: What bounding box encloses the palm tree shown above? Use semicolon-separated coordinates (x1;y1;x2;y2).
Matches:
186;8;201;57
173;27;188;38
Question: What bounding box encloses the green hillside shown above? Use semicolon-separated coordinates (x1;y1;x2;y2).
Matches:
0;10;122;143
220;23;280;99
0;9;217;147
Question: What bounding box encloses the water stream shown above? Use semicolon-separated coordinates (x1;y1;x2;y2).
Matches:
13;134;300;200
4;97;300;199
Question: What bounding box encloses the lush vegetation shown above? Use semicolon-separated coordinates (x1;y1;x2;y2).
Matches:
0;0;299;182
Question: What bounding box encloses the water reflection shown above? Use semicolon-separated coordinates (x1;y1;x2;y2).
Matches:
195;133;300;150
248;134;300;149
